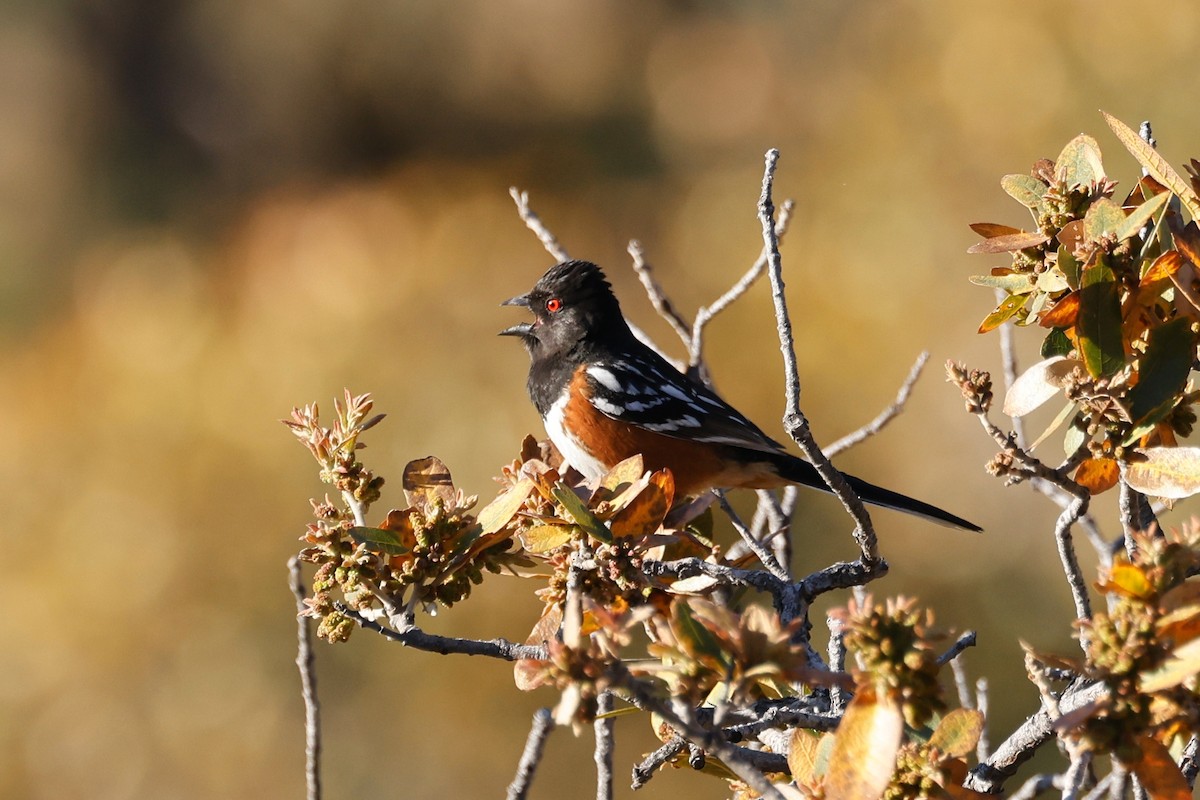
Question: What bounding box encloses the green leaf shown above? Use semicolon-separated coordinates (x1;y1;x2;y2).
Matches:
1104;110;1200;220
1116;190;1171;243
671;600;728;664
1041;327;1074;358
1001;173;1048;211
928;708;984;759
1077;256;1125;378
1126;317;1195;430
550;482;613;544
1083;197;1128;241
1056;134;1105;188
968;273;1035;293
1063;417;1087;458
348;526;410;556
1058;245;1081;289
978;294;1025;334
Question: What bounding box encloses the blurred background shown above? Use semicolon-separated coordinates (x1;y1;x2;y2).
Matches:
4;1;1199;797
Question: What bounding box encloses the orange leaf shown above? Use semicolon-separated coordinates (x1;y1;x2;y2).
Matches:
1142;251;1183;287
1038;291;1080;328
1075;457;1119;494
1126;734;1192;800
609;470;675;539
823;688;903;800
969;222;1022;238
966;231;1051;254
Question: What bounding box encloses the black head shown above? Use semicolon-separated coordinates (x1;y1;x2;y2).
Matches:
500;260;632;359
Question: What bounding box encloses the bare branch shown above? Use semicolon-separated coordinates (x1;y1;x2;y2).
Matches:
937;630;978;667
966;680;1106;794
826;352;930;458
757;149;879;562
688;199;795;368
509;187;569;262
714;490;791;582
288;557;322;800
631;737;686;789
594;692;615;800
1010;773;1064;800
628;240;693;349
1053;497;1093;652
337;603;549;661
506;708;556;800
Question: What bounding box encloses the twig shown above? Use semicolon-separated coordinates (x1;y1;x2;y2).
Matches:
1053;497;1093;652
798;557;889;599
509;188;569;262
966;680;1106;794
631;737;686;789
938;630;978;666
827;613;849;715
337;603;549;661
951;659;974;711
688;199;795;368
1010;773;1064;800
826;352;930;458
714;490;790;582
506;708;556;800
613;662;789;800
1181;735;1200;788
976;677;990;762
288;557;322;800
594;692;615;800
757;149;879;562
628;240;693;349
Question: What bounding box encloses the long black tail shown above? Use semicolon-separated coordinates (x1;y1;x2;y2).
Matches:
771;453;981;532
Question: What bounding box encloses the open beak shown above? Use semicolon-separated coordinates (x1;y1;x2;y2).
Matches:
499;293;534;337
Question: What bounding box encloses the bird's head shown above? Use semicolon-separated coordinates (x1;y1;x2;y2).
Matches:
500;260;629;358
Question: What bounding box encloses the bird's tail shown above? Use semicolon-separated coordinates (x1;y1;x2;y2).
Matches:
769;453;981;532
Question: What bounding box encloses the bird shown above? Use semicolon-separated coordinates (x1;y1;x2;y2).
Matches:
500;260;980;532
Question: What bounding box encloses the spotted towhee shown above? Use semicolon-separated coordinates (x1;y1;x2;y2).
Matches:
501;260;980;531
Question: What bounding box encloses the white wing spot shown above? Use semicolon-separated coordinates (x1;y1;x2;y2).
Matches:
587;366;624;393
591;396;623;417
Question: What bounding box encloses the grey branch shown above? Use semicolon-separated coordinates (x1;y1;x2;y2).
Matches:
966;680;1106;794
594;692;615;800
337;603;549;661
506;708;556;800
509;187;569;262
628;240;693;349
714;490;791;582
826;351;930;458
631;737;687;789
757;149;879;563
937;630;978;666
288;557;322;800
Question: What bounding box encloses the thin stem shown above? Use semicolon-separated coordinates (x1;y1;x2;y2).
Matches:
593;692;615;800
826;352;930;458
506;708;556;800
288;557;322;800
628;240;693;349
337;603;549;661
509;187;569;262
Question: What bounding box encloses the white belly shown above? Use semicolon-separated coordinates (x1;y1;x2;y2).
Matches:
544;394;610;481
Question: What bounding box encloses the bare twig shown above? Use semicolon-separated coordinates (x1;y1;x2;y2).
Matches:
938;631;978;666
688;199;795;368
1053;497;1093;652
1010;773;1063;800
594;692;615;800
288;557;322;800
798;557;889;599
510;187;569;262
631;737;686;789
506;708;556;800
966;680;1105;794
757;149;879;562
976;677;990;761
827;613;849;714
826;352;930;458
1181;735;1200;788
714;490;790;582
337;603;549;661
628;240;693;349
951;659;974;711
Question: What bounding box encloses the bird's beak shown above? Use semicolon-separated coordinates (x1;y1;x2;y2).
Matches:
499;292;534;337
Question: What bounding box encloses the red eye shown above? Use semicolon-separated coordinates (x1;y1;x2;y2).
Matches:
545;297;563;313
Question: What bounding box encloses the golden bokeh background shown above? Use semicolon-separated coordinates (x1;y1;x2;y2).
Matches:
4;2;1199;797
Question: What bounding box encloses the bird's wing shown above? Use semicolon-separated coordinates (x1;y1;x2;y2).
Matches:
583;359;788;455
